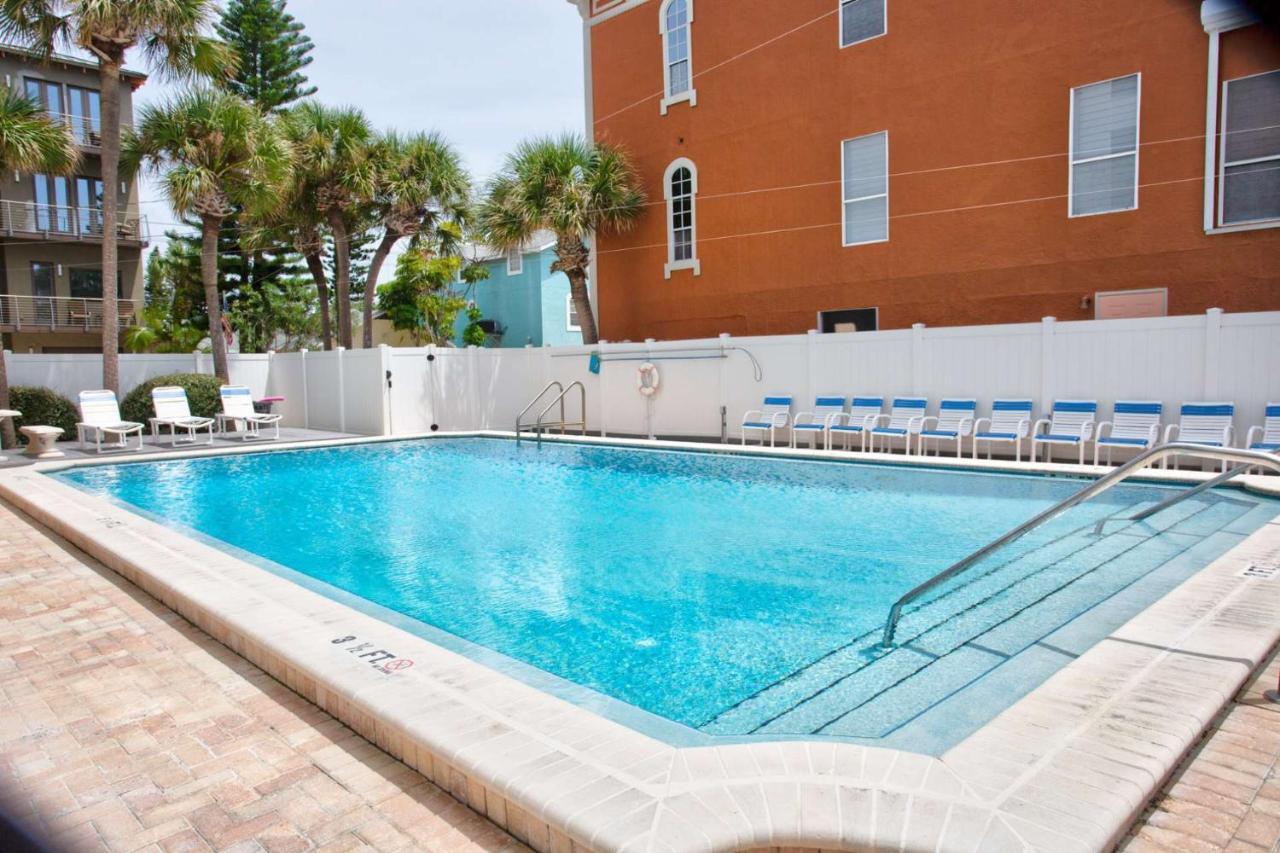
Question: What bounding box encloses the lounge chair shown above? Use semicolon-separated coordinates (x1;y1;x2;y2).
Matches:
869;397;928;454
149;386;215;446
829;396;884;452
76;390;144;453
791;396;846;449
1162;401;1235;470
1093;401;1163;465
919;398;977;458
216;385;282;441
1032;400;1098;464
972;399;1034;462
1246;403;1280;453
741;395;792;447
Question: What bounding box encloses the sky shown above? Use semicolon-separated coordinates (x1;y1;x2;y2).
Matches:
134;0;587;279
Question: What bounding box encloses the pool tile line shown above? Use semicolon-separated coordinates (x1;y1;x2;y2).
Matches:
3;434;1280;852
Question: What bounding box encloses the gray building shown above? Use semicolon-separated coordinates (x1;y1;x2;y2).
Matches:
0;44;148;353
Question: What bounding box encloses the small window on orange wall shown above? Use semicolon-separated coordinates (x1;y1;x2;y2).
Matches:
1094;288;1167;320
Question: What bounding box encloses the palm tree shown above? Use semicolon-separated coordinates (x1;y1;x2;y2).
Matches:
0;88;78;448
242;204;333;349
281;102;375;350
360;131;470;348
0;0;234;393
124;88;291;381
478;135;644;345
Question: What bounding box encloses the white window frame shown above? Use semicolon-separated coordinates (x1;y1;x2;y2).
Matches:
565;294;582;332
659;0;696;115
1217;69;1280;229
838;0;887;49
840;130;889;247
506;246;523;276
664;157;701;278
1067;72;1141;219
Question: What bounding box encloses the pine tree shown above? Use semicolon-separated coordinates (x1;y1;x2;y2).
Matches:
216;0;317;113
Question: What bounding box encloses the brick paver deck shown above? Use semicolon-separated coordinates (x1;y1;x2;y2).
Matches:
0;500;525;853
1122;644;1280;853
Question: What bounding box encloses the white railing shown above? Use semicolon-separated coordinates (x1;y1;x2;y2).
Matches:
0;199;148;243
0;294;138;332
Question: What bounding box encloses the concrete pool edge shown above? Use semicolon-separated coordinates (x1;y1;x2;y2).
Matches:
1;432;1277;852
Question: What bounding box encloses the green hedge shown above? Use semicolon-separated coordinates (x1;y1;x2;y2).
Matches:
121;373;224;424
7;386;78;442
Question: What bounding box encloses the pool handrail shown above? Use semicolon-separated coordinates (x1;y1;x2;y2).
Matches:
879;443;1280;649
516;380;587;445
516;381;564;443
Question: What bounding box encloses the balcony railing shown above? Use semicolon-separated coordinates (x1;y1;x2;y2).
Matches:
0;294;138;332
0;199;148;244
46;111;103;148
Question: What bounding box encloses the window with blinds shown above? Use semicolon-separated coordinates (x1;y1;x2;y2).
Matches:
1069;74;1140;217
842;131;889;246
840;0;886;48
1221;70;1280;226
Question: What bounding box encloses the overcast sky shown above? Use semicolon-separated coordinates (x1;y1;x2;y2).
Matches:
136;0;587;277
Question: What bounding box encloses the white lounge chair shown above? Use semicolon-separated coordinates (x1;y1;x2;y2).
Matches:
216;385;282;441
973;399;1034;462
869;397;928;454
76;390;144;453
741;395;792;447
1093;401;1163;465
1163;401;1235;470
829;396;883;452
149;386;215;446
1032;400;1097;464
919;399;977;458
1246;403;1280;453
791;396;846;449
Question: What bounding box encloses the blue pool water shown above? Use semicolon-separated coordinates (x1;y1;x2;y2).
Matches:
57;438;1279;750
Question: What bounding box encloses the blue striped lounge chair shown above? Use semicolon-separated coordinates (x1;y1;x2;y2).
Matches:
1246;403;1280;453
216;385;283;441
76;389;144;453
1032;400;1098;464
150;386;215;447
828;396;884;452
919;399;977;458
741;394;792;447
972;399;1034;462
1162;401;1235;470
791;396;847;449
1093;401;1163;465
869;397;929;454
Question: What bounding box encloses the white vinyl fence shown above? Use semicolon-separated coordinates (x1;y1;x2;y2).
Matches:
5;351;271;402
6;309;1279;446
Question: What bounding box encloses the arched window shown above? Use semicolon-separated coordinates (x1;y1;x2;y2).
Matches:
660;0;696;114
664;158;700;278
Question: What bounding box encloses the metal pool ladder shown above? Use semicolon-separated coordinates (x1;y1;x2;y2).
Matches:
516;380;587;445
879;443;1280;649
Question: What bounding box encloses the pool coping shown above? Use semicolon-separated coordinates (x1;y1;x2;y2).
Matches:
2;430;1278;853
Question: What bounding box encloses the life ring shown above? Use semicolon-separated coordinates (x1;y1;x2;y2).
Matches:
637;362;661;397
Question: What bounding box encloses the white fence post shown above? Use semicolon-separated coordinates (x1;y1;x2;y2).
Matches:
719;332;731;443
598;340;609;438
336;347;346;434
806;329;817;405
911;323;926;395
1039;316;1056;408
379;344;393;436
300;349;310;430
468;345;481;430
1203;307;1223;399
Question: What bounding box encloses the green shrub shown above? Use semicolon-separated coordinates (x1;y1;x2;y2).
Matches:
7;386;79;442
121;373;224;424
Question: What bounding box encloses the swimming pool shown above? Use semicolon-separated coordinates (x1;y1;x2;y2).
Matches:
57;437;1280;752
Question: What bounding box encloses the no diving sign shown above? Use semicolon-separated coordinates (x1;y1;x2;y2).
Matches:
331;635;415;674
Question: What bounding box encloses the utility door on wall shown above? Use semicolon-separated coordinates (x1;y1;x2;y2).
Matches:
819;307;879;333
1095;288;1168;320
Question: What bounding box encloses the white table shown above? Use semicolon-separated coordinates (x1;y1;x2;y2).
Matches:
0;409;19;462
20;425;64;459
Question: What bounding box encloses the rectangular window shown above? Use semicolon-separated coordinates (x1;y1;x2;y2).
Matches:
66;86;102;146
24;77;61;115
841;131;888;246
1221;70;1280;226
840;0;885;48
1069;73;1140;217
506;247;523;276
31;261;54;323
32;174;73;233
566;294;581;332
68;269;122;299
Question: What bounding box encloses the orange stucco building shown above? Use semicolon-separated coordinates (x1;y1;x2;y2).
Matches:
566;0;1280;340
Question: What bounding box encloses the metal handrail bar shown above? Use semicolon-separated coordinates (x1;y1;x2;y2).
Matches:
533;380;587;445
515;381;564;442
880;443;1280;648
